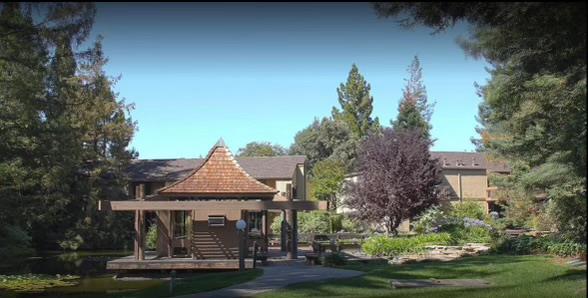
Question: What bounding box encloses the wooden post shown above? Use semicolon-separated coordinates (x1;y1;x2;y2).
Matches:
135;210;145;260
138;210;145;260
168;211;174;258
238;229;245;271
134;210;139;260
280;210;287;252
286;209;297;259
191;210;195;259
262;210;268;253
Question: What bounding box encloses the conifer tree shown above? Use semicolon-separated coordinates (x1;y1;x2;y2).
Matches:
392;56;433;139
332;64;379;139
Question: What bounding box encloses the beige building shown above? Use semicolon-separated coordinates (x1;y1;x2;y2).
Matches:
337;151;511;232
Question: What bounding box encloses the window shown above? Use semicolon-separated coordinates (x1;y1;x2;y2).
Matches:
247;212;263;234
173;211;190;238
208;215;225;227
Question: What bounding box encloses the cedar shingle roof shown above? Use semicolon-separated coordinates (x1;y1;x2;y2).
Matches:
157;141;278;197
127;155;306;182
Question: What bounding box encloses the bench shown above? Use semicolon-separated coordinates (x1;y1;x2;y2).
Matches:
305;253;321;265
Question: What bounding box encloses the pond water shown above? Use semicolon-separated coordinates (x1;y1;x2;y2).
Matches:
0;251;163;298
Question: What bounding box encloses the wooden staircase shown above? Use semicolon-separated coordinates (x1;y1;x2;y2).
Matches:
191;230;238;259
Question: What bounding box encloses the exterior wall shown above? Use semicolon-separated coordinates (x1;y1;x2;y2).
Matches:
293;163;307;201
441;169;488;200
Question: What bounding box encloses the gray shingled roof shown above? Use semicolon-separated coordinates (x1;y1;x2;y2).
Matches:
127;155;306;182
430;151;510;172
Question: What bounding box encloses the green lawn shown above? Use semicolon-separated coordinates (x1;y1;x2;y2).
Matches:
259;255;586;298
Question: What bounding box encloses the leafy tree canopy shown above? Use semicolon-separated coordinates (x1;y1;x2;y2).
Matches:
237;141;287;157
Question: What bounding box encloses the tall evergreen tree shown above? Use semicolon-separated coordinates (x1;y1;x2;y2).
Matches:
392;56;433;139
332;64;379;139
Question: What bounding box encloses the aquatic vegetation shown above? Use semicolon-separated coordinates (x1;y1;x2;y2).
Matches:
0;274;79;293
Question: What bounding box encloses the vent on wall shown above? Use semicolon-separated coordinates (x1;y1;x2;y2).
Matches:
208;215;225;227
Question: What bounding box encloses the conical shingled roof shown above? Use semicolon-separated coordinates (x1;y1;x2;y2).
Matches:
158;139;278;197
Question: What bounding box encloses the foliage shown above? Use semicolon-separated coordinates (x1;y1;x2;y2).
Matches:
341;215;363;233
373;2;587;243
346;128;442;234
392;56;433;139
146;224;158;251
290;117;356;170
331;64;380;140
362;233;453;257
310;159;346;210
58;233;84;251
492;234;587;258
412;206;448;234
452;202;486;220
0;225;34;259
0;274;79;293
236;141;287;157
321;252;347;267
0;3;136;252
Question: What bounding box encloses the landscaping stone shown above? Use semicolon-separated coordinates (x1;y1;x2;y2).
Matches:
389;243;491;265
390;278;491;289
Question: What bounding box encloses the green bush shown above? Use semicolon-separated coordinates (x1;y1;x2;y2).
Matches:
322;252;347;266
492;235;586;258
545;241;586;257
446;225;493;244
0;225;34;258
452;201;486;220
146;224;158;250
362;233;453;257
270;211;343;235
413;206;448;234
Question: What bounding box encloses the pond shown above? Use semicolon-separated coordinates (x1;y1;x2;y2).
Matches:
0;251;164;298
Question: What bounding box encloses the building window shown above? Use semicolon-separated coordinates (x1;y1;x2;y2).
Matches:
247;212;263;234
208;215;225;227
173;211;190;238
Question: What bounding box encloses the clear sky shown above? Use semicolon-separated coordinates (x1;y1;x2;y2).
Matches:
87;3;490;159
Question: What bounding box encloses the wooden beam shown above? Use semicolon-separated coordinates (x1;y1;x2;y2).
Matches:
99;200;327;211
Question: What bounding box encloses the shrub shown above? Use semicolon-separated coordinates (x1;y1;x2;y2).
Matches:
270;211;344;235
545;241;586;257
322;252;347;267
413;206;448;234
0;225;34;258
341;215;363;233
58;232;84;251
491;235;587;258
362;233;452;257
146;224;158;250
452;201;486;220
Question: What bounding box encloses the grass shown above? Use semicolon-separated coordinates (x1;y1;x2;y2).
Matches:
259;255;586;298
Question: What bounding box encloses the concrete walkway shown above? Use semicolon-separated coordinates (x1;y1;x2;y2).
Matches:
174;262;364;298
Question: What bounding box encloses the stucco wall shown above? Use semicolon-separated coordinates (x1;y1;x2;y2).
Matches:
441;169;488;200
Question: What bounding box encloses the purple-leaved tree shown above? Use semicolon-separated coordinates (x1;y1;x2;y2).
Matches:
346;128;443;235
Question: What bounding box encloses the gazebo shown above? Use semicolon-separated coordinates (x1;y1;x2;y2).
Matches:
99;139;325;270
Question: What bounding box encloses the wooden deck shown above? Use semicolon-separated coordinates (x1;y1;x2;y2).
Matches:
107;253;254;270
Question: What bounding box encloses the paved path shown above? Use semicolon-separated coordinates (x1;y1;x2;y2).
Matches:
174;262;363;298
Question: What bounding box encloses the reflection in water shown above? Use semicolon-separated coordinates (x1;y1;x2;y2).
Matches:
1;251;163;298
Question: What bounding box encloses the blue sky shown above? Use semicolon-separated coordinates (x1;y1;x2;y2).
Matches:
88;3;490;159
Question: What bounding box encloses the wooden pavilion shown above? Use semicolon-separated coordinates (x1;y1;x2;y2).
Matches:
99;139;325;270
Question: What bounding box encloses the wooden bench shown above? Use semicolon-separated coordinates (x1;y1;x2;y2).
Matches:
305;252;321;265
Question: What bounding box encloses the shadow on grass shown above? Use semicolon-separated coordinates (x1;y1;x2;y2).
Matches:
542;268;587;282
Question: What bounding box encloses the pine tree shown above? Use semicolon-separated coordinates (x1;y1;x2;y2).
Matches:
392;56;433;139
332;64;379;139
